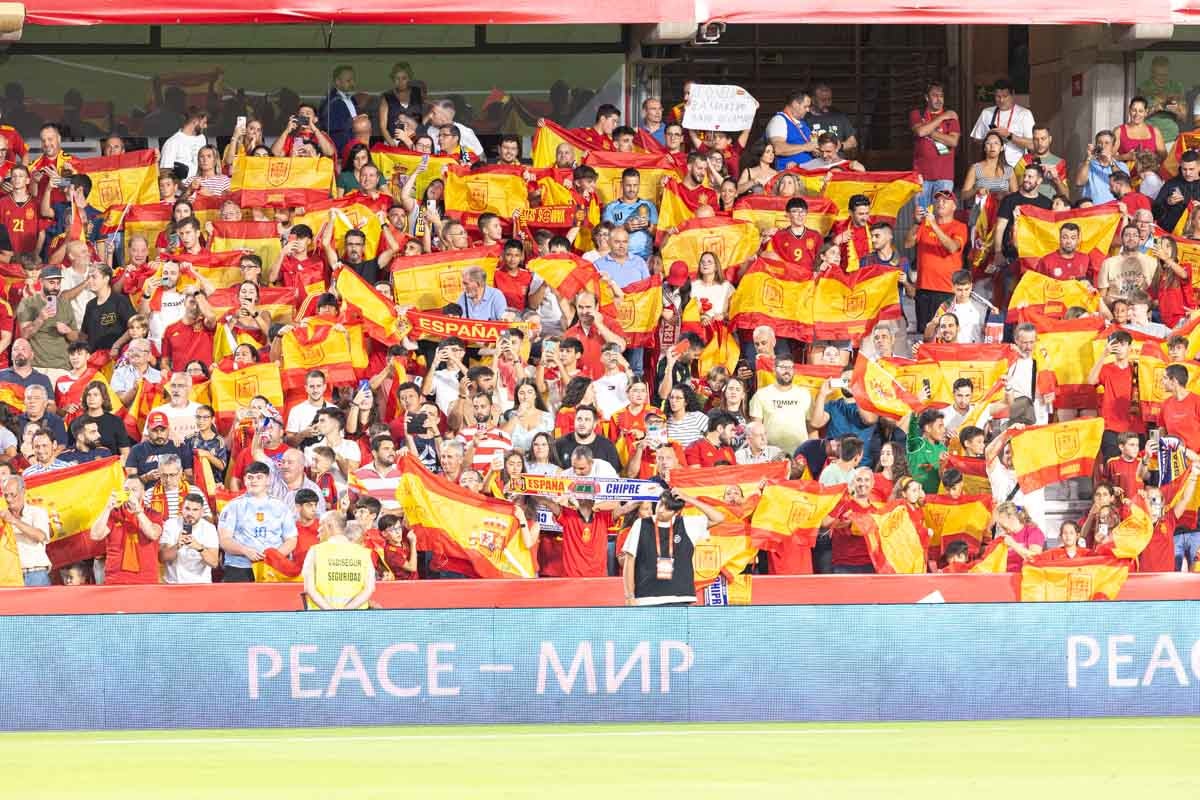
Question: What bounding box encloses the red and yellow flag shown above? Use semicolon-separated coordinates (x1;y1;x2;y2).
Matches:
852;500;928;574
671;462;789;507
390;245;501;310
0;516;20;586
968;192;1000;273
1012;202;1121;273
1110;494;1154;560
207;286;297;324
941;454;990;494
582;151;682;206
1007;270;1102;322
396;453;534;579
370;145;456;200
336;267;401;345
209;221;283;278
656;178;719;231
849;354;932;420
968;538;1010;573
728;257;813;340
444;163;530;219
252;550;305;583
114;203;172;258
733;195;838;238
230;155;334;208
0;381;24;414
166;250;247;290
922;493;995;552
913;343;1016;406
1009;417;1105;494
527;252;604;299
748;480;845;548
292;194;390;260
127;379;164;436
1020;555;1129;601
608;275;663;348
77;150;160;212
1025;311;1106;409
809;264;903;343
692;509;759;588
531;119;612;169
1163;129;1200;180
29;456;126;569
660;216;761;277
280;323;356;390
209;362;285;429
816;170;921;223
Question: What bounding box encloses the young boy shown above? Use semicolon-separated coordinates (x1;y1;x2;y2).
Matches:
1103;431;1145;498
1126;290;1170;339
940;540;972;572
924;270;986;343
308;446;339;511
374;513;419;581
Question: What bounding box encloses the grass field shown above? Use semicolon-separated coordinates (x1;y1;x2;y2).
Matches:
3;718;1196;798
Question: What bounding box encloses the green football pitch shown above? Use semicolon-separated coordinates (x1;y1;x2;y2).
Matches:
3;718;1196;798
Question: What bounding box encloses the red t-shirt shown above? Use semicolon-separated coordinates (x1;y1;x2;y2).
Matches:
0;195;40;255
381;540;419;580
564;317;625;380
1159;392;1200;450
830;496;874;567
1139;511;1177;573
913;218;969;292
1097;362;1146;435
684;437;735;468
102;507;167;585
232;443;289;483
769;227;822;268
293;520;320;566
0;125;27;163
1120;192;1152;217
1103;455;1142;498
909;108;960;183
558;507;612;578
279;255;328;294
494;267;534;310
161;319;215;372
1034;251;1093;281
767;532;814;575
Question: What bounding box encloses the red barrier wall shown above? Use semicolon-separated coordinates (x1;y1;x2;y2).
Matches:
2;573;1199;615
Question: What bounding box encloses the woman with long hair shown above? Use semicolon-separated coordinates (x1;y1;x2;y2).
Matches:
336;143;372;196
961;130;1016;200
155;199;197;253
736;140;777;195
994;500;1045;572
223;281;272;351
773;172;801;198
379;62;425;146
185;404;229;484
717;178;739;213
81;380;132;460
873;440;909;500
1115;96;1167;165
526;431;562;476
1153;236;1194;327
223;117;265;170
690;251;734;325
664;386;708;447
554;376;595;438
189;145;230;198
1079;482;1125;549
511;379;553;453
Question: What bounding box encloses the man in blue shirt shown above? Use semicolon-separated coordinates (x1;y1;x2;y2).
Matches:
1074;129;1127;205
601;168;658;260
456;265;507;320
807;368;881;467
639;97;667;147
593;227;649;290
217;461;298;582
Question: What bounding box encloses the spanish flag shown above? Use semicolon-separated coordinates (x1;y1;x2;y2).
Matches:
0;515;21;586
370;145;456;201
1012;202;1122;274
292;194;390;260
968;538;1010;573
28;456;126;568
1007;270;1102;322
728;257;813;340
657;177;719;231
913;343;1016;406
791;364;843;395
531;119;612;169
692;516;758;588
1024;311;1106;409
582;151;682;206
748;480;845;548
391;245;500;310
941;454;991;495
76;150;160;212
1162;129;1200;181
127;379;164;436
1110;494;1154;560
280;323;356;390
209;362;285;429
672;462;789;507
527;253;607;300
444;163;530;219
230;155;334;208
166;250;246;290
252;550;305;583
114;203;172;258
0;381;24;414
968;192;1000;273
809;264;903;343
396;453;534;579
698;324;741;376
660;217;761;278
1009;417;1105;494
335;267;401;345
207;286;298;324
1169;231;1200;290
849;354;931;420
1020;555;1129;601
209;220;283;273
733;195;838;238
818;171;921;223
922;493;994;552
608;275;663;348
852;500;928;574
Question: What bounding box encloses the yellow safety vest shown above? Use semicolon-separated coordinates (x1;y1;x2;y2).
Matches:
307;539;373;610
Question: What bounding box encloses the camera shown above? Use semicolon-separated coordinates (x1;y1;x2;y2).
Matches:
694;21;725;45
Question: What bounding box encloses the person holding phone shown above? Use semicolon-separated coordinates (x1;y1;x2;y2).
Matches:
271;103;335;158
1087;330;1144;462
159;493;220;584
89;478;164;585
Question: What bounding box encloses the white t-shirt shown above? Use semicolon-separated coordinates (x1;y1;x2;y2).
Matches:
146;401;201;444
946;300;985;344
987;459;1047;534
764;113;794;145
593;372;630;420
160;517;219;584
970;104;1035;166
748;384;812;454
286;401;324;434
304;437;362;493
690;280;735;319
159;131;209;180
1005;357;1050;425
14;503;51;570
148;290;186;347
60;266;94;327
559;459;619;480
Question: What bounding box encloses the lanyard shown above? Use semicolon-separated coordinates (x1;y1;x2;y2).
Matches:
654;522;674;559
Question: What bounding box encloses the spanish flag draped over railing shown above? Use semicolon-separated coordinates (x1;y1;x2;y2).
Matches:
28;456;126;569
728;257;813;340
230;155;334;208
809;264;903;343
77;150;160;212
733;194;838;238
748;479;845;548
280;323;356;390
209;220;283;271
922;493;994;554
531;119;614;169
335;267;402;346
1024;311;1106;409
660;216;761;277
852;500;928;574
209;362;284;430
1006;270;1102;322
291;194;391;260
390;245;500;310
396;453;534;579
913;343;1016;406
1012;202;1122;274
1020;554;1129;601
848;354;934;420
691;498;760;592
671;462;789;507
444;163;530;219
582;151;682;206
370;145;456;200
1009;417;1105;494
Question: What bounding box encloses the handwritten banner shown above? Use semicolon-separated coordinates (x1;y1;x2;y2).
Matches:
682;84;760;132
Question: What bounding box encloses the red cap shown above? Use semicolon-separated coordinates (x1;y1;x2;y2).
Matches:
146;411;169;430
666;260;690;287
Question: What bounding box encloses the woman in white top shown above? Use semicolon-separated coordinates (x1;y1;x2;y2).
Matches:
582;222;613;263
188;145;230;198
689;251;734;325
510;379;554;453
525;432;562;476
664;386;709;447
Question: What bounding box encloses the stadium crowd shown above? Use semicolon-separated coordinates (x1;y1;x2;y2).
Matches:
1;66;1199;605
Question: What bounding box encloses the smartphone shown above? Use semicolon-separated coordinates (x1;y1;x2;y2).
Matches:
1149;427;1161;454
921;377;933;395
830;378;847;390
357;379;371;395
236;115;247;130
45;296;57;316
670;340;690;358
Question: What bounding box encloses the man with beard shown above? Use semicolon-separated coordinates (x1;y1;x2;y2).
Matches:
350;435;403;511
321;226;397;287
1015;125;1069;199
1034;223;1091;281
683;411;738;467
749;356;813;454
16;266;75;371
909;81;960;208
661;152;718;220
138;260;188;348
60;417;112;465
0;337;53;395
127;410;194;488
993;164;1052;275
831;194;874;273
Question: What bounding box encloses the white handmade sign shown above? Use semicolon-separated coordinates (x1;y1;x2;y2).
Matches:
682;84;760;131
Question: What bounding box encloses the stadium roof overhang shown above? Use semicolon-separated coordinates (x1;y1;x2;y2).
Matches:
7;0;1199;26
